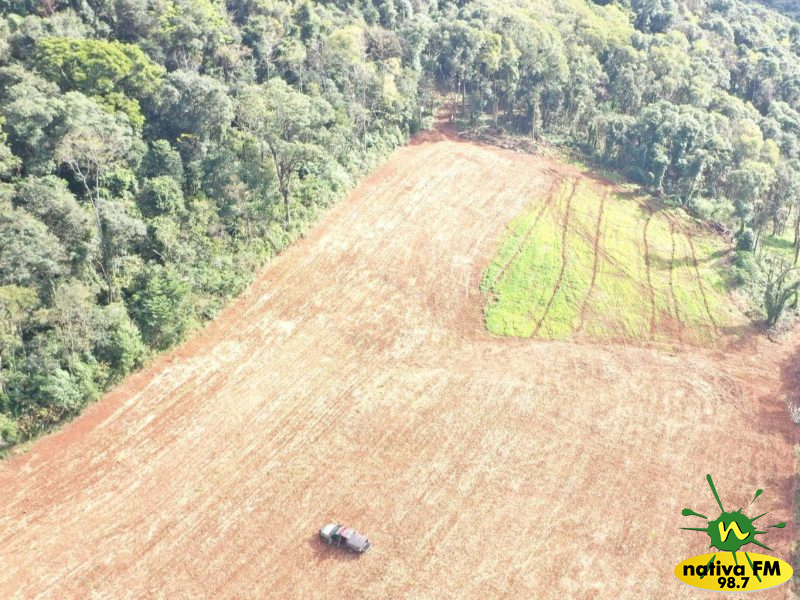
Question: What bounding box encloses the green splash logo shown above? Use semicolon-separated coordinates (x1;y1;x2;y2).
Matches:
674;474;792;592
682;474;785;563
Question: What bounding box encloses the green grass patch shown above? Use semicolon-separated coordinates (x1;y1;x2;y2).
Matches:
762;231;795;259
482;179;739;343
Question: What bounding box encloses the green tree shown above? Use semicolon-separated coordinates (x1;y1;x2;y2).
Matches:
0;285;37;395
153;69;233;143
236;79;333;226
0;66;63;174
30;36;164;98
139;176;185;216
763;259;800;328
55;93;143;302
0;202;67;290
14;175;93;266
140;139;184;183
156;0;235;71
129;264;193;350
29;36;164;127
93;302;146;384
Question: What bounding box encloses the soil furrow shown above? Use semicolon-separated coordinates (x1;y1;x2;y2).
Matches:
0;126;792;600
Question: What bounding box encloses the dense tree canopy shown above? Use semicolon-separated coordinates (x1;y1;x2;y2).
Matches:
1;0;799;446
0;0;429;445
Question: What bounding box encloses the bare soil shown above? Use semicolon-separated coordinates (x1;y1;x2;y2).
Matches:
0;125;797;599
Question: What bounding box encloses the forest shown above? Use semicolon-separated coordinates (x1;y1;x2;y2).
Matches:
0;0;799;447
753;0;800;21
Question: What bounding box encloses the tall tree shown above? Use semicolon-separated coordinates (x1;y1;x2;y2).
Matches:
55;93;143;302
236;79;333;226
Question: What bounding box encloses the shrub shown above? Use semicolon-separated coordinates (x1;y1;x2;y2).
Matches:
129;265;194;350
140;139;184;183
139;176;185;216
94;303;147;384
0;413;19;447
736;229;755;251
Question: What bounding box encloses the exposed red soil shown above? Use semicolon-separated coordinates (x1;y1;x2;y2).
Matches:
0;125;797;599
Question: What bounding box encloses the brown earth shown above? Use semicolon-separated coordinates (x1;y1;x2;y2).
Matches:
0;125;798;599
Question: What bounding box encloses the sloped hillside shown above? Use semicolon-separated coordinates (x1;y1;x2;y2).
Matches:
0;124;796;599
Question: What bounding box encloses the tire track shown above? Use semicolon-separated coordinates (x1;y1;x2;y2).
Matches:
642;215;657;335
533;179;577;336
489;176;564;288
667;219;685;340
683;227;719;333
577;190;607;333
521;186;655;307
567;203;652;294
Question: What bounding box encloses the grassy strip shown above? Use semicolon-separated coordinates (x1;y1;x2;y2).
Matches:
483;181;736;343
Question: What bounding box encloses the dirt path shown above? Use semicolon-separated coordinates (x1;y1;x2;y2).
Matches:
0;127;796;600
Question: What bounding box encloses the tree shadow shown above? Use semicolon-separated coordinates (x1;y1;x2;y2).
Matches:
748;345;800;449
775;343;800;445
408;128;449;146
307;535;365;564
760;473;796;548
744;339;800;582
757;388;799;448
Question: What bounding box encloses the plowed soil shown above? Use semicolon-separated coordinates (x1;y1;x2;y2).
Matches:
0;126;797;599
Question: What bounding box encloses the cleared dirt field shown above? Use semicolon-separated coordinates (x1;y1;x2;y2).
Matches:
0;126;797;599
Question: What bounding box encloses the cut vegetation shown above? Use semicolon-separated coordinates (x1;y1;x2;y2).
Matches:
481;178;741;344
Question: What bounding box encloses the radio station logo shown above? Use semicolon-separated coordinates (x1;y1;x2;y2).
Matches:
675;474;792;592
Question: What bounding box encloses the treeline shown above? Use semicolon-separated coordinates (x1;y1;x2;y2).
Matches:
430;0;800;255
1;0;800;447
750;0;800;21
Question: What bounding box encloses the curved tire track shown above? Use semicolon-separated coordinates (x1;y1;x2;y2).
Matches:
683;227;719;334
667;219;686;341
577;190;607;333
489;177;564;288
642;215;657;335
533;179;576;336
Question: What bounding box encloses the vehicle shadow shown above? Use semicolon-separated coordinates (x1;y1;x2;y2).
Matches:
307;535;364;564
